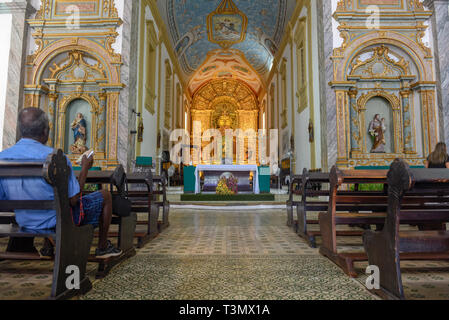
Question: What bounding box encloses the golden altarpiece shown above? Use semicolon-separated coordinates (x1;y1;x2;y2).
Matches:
24;0;124;168
190;78;260;165
331;0;438;168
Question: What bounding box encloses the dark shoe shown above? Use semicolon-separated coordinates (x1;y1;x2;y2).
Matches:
95;241;122;259
40;240;54;258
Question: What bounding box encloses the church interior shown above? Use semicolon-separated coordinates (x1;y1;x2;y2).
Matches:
0;0;448;302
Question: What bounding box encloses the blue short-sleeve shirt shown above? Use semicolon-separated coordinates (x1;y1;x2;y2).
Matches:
0;139;80;230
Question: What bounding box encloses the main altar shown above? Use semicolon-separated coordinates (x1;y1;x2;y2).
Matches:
195;165;260;194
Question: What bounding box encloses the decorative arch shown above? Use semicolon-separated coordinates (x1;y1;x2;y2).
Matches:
335;30;431;83
28;37;121;86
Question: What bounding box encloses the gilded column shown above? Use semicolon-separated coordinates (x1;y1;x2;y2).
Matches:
400;90;414;153
48;93;58;147
335;89;348;165
97;92;107;153
106;90;120;166
418;87;438;156
348;88;360;153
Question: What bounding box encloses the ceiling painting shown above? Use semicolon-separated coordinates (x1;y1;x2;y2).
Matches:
157;0;297;79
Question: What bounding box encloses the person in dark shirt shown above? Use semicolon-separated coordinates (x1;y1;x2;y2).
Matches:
425;142;449;168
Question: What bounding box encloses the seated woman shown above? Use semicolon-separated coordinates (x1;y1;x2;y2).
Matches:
425;142;449;168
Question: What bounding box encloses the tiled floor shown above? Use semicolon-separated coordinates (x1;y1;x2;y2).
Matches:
81;208;375;300
2;207;449;300
137;209;318;256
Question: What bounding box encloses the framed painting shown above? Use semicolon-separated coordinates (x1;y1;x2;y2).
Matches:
207;0;247;49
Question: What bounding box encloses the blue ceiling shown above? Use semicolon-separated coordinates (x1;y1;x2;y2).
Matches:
158;0;296;76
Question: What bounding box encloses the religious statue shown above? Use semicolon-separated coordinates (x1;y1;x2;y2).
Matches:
368;114;387;153
70;113;88;154
308;121;314;143
218;113;233;164
137;119;144;143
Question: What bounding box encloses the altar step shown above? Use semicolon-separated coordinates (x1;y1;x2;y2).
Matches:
170;203;286;210
180;193;275;202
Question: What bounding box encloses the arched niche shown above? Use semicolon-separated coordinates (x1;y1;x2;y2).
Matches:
363;96;394;154
64;98;93;154
58;93;99;155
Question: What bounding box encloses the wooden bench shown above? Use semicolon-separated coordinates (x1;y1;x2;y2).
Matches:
125;171;162;248
286;174;302;228
364;159;449;299
128;172;170;233
318;167;390;276
0;150;93;299
76;168;137;278
319;165;449;277
289;169;372;248
295;170;330;247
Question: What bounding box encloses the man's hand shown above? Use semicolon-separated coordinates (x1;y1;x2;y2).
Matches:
81;154;94;171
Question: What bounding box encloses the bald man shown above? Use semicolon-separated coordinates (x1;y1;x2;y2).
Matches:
0;108;121;259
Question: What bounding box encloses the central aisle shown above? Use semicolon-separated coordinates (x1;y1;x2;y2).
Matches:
82;208;376;300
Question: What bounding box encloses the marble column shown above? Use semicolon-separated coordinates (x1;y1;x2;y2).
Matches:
316;0;337;170
424;0;449;145
118;0;140;171
0;1;36;149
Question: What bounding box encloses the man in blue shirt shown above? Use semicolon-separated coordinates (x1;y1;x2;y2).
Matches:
0;108;121;259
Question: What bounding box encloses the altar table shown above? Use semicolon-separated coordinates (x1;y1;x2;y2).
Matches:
194;165;260;194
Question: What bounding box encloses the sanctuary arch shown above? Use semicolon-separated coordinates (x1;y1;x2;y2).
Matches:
190;78;261;165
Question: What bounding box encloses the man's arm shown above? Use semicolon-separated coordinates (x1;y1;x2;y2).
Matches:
70;155;93;207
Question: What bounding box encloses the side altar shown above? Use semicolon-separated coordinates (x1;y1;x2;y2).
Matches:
194;165;260;194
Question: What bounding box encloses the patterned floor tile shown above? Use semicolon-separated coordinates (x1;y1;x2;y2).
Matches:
1;208;449;300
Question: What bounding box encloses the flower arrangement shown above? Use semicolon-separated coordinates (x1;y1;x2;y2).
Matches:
216;176;238;195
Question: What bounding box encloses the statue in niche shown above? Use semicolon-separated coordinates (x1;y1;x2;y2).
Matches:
368;114;387;153
70;113;88;154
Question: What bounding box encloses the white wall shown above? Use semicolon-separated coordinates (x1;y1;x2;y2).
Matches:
140;4;160;160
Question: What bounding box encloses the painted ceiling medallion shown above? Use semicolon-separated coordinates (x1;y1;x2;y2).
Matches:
207;0;248;49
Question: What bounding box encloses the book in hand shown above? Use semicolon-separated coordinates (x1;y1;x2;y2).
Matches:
75;149;94;165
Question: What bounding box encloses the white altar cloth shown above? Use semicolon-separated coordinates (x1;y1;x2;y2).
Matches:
195;165;260;194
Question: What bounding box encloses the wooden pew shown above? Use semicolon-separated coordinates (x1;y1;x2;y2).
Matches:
129;172;170;233
0;150;93;300
75;168;137;278
290;169;371;248
155;172;170;232
320;165;449;278
295;169;330;247
318;167;390;276
286;174;302;228
125;171;162;248
364;159;449;300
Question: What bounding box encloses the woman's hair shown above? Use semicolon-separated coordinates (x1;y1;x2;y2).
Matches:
428;142;448;164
